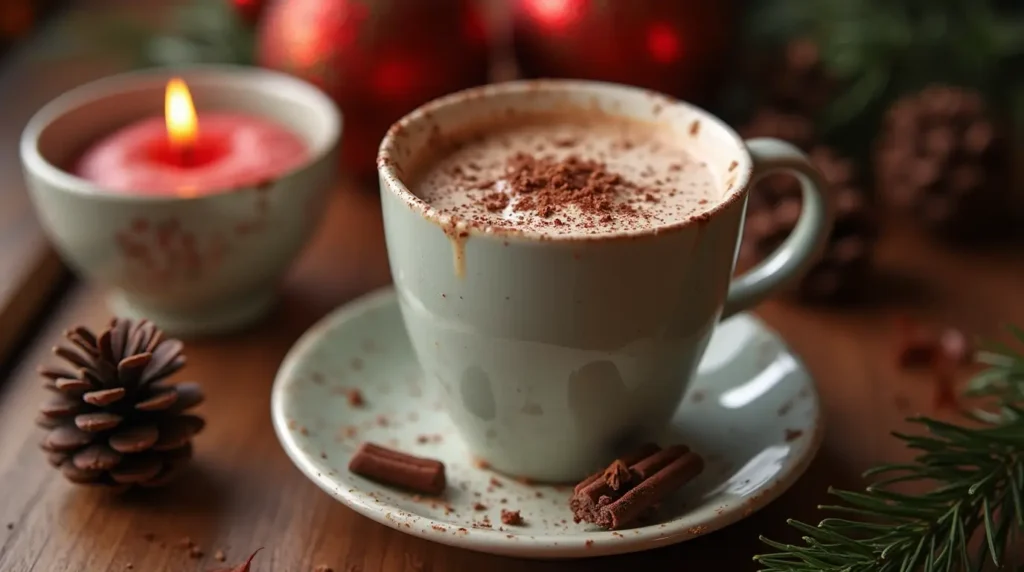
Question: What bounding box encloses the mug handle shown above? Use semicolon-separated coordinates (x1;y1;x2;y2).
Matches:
721;138;834;320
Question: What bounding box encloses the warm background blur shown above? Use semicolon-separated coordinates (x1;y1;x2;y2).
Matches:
2;0;1023;308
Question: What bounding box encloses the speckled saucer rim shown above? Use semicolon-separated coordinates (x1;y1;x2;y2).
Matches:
271;286;824;559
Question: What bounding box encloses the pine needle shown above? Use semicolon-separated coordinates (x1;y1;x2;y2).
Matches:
754;330;1024;571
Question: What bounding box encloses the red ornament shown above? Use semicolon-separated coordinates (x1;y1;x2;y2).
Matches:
258;0;491;179
511;0;737;104
231;0;267;24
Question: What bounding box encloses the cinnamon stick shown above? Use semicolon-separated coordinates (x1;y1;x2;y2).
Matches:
597;450;704;529
570;443;704;529
573;442;660;495
348;442;446;495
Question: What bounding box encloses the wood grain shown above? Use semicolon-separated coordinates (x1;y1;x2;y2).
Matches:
2;181;1023;571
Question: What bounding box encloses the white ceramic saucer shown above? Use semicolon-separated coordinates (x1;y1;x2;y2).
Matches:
271;287;822;559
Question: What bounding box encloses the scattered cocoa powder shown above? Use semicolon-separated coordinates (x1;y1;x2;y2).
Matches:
473;502;488;511
472;458;491;470
345;389;365;407
465;153;653;221
482;191;510;212
500;509;523;526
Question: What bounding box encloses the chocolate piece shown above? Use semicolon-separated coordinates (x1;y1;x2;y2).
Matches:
348;442;446;495
571;444;704;530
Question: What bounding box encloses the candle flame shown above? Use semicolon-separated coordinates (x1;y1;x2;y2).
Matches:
165;78;198;150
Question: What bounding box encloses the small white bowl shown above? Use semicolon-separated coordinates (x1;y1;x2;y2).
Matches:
21;66;342;336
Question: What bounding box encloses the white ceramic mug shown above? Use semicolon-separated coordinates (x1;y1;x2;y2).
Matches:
378;80;832;481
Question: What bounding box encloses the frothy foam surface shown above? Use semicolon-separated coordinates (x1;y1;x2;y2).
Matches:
409;116;720;236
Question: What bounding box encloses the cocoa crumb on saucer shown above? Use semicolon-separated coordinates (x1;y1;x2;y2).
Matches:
785;429;804;442
500;509;523;525
472;502;487;511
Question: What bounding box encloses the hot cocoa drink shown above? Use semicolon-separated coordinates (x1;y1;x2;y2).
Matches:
409;114;719;236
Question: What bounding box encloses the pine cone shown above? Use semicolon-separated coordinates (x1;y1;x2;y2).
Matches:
875;85;1012;236
741;147;878;302
37;318;204;488
755;39;836;117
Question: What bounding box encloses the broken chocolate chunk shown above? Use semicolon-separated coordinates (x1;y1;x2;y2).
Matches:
570;443;704;530
348;442;446;495
500;509;523;525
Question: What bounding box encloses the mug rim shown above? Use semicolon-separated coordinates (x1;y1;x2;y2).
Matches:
377;79;754;243
20;64;343;204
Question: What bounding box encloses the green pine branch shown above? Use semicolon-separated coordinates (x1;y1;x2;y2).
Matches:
754;328;1024;572
744;0;1024;157
37;0;255;69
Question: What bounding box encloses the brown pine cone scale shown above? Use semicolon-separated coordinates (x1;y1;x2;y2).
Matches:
875;85;1012;236
38;318;204;488
741;146;878;302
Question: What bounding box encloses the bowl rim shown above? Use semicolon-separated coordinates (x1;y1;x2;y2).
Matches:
20;64;343;203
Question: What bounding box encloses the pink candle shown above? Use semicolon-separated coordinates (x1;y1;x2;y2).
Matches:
75;78;308;197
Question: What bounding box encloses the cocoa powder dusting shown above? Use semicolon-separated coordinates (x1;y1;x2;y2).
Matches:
412;120;720;235
479;153;647;221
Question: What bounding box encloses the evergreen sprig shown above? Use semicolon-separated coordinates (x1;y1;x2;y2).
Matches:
40;0;255;69
754;328;1024;571
744;0;1024;158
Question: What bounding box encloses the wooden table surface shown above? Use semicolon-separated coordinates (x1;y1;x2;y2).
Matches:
2;178;1023;571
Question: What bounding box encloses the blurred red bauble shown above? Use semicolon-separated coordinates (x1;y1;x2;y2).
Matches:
258;0;491;179
231;0;268;24
511;0;737;104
